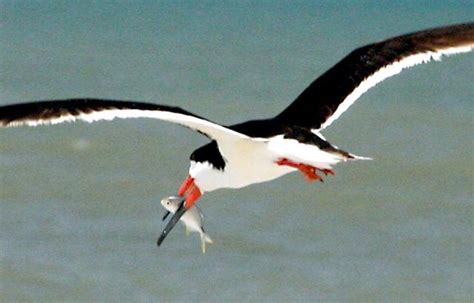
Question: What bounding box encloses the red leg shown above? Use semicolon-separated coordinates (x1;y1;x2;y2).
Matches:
298;165;323;182
318;168;335;176
276;158;330;182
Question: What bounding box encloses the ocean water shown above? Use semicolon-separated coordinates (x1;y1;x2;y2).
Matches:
1;1;473;302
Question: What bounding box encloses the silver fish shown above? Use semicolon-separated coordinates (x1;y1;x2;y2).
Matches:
160;196;213;253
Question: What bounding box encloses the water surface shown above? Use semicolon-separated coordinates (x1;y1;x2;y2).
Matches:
1;1;473;302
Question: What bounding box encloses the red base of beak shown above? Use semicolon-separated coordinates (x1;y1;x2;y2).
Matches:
157;175;203;248
178;175;202;209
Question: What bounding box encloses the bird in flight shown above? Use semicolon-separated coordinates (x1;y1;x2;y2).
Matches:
1;23;473;247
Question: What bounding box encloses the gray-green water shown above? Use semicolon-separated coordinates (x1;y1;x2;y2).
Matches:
1;2;473;302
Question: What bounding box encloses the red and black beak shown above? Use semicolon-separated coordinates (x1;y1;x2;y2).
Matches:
157;198;187;247
157;175;202;247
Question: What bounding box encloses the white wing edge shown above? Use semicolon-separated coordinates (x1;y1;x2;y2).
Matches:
3;108;251;142
318;45;473;131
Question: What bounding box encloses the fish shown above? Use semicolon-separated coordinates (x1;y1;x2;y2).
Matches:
160;196;213;253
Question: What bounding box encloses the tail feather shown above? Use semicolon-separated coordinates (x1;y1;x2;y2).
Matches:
348;153;373;161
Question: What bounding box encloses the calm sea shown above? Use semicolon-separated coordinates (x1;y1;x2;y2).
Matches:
1;1;473;302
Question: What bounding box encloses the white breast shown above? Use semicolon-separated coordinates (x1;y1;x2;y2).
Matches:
189;136;348;193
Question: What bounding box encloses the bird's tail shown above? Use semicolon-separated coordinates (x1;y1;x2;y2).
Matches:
349;153;373;161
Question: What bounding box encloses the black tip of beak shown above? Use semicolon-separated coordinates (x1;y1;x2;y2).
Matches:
162;210;171;221
157;199;187;247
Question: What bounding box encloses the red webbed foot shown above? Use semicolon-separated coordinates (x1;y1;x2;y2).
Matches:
275;158;329;182
318;168;335;176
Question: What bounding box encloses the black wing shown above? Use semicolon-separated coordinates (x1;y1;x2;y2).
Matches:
276;23;474;131
0;98;249;142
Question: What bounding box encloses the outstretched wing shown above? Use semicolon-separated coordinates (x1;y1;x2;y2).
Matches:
0;99;249;142
276;23;474;131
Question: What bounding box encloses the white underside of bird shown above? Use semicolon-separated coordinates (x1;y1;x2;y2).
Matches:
190;134;367;193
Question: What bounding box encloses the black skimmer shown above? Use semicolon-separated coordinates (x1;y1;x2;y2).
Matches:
1;23;473;247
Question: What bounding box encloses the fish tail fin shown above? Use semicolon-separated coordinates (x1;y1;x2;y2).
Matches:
200;233;214;254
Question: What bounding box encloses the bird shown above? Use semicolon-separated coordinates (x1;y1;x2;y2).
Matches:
1;23;473;247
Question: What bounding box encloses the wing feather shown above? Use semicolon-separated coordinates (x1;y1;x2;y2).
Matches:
277;23;474;131
0;99;249;142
